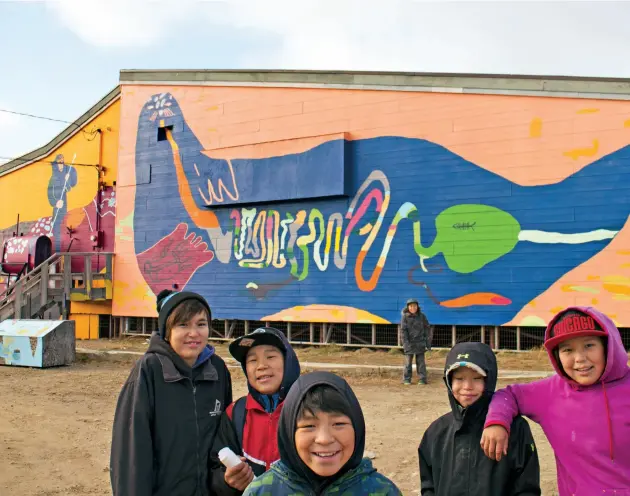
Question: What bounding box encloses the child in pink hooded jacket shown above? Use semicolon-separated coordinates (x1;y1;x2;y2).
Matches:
481;306;630;496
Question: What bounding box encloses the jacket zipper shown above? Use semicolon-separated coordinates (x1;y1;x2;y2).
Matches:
267;413;273;470
192;382;201;495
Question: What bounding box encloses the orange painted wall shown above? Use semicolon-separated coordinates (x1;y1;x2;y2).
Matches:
113;85;630;327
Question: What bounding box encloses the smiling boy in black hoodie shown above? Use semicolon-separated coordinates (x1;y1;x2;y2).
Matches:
418;342;541;496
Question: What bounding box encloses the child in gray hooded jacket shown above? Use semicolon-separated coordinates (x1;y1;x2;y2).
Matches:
401;298;432;385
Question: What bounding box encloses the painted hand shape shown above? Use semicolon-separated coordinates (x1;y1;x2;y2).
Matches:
137;222;214;295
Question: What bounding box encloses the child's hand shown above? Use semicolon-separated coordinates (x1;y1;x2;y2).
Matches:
224;457;254;490
480;425;509;461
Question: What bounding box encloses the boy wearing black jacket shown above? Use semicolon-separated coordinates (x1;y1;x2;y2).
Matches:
418;342;541;496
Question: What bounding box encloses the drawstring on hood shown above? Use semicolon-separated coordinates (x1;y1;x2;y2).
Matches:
544;306;627;462
601;381;614;461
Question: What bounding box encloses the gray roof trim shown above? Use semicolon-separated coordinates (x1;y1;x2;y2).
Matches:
119;69;630;100
0;86;121;177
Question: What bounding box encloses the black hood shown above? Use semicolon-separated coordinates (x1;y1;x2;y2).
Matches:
277;371;365;494
443;342;497;423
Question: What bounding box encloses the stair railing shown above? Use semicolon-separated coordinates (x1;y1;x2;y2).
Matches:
0;252;114;320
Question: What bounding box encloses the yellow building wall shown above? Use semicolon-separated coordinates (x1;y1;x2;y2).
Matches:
0;99;120;230
1;97;120;339
71;301;112;315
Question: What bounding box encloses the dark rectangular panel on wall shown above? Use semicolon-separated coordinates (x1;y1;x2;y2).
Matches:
203;137;349;207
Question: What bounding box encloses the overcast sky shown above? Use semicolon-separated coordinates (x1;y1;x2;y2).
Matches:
1;0;629;164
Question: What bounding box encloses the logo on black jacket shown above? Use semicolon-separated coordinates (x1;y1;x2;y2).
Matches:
210;399;222;417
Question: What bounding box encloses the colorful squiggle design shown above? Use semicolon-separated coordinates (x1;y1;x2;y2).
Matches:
230;170;523;292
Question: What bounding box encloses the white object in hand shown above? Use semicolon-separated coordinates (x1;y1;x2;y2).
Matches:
218;447;242;469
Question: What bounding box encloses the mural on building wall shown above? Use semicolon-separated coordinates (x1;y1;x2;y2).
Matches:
0;186;116;271
47;153;78;251
1;139;118;292
114;88;630;326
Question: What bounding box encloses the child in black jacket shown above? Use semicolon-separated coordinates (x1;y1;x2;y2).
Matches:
418;342;541;496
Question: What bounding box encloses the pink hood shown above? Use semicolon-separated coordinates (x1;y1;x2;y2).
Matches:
485;306;630;495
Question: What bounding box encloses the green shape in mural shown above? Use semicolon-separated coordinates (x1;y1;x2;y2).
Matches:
410;203;521;274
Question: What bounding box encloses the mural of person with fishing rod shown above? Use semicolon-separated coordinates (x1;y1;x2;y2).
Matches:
47;153;77;251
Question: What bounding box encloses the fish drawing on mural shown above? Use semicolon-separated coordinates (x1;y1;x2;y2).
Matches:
453;221;476;231
131;92;630;325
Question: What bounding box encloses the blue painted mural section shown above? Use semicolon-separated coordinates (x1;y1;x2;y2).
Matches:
209;138;349;206
132;93;630;325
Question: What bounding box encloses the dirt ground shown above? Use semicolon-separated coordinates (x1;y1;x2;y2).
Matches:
78;336;557;373
0;339;560;496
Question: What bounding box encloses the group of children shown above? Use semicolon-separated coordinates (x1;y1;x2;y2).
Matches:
109;291;630;496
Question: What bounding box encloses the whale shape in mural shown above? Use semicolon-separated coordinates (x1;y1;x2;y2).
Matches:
132;92;630;324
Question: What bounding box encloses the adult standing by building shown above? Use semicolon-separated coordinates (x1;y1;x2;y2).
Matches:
401;298;432;385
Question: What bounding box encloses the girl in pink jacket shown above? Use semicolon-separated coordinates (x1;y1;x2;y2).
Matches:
481;306;630;496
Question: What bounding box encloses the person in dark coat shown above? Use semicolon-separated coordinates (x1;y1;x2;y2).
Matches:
400;298;432;385
110;289;233;496
418;342;541;496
